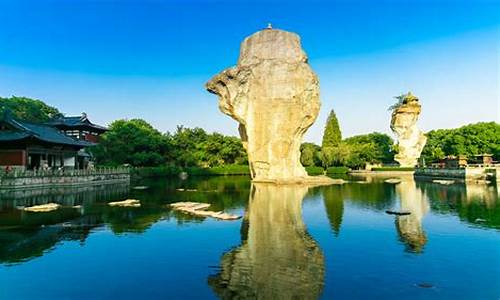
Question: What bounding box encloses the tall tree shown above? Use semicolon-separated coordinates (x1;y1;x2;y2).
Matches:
91;119;170;167
322;110;342;149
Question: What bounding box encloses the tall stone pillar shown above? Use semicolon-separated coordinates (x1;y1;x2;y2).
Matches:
206;27;322;183
390;93;427;167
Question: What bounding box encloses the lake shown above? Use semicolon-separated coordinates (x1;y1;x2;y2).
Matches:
0;175;498;299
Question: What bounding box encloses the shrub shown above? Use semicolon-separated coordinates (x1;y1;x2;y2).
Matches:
305;166;324;175
186;165;250;176
326;166;349;174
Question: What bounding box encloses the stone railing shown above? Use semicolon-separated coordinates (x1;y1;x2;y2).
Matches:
0;167;130;178
0;167;130;189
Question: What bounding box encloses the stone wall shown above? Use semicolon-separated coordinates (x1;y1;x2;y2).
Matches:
0;170;130;189
414;167;493;180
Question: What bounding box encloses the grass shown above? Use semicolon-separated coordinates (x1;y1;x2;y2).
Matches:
132;165;250;178
305;166;324;175
326;166;349;174
185;165;250;176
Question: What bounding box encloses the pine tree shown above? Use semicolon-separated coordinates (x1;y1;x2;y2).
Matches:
321;110;342;167
322;110;342;149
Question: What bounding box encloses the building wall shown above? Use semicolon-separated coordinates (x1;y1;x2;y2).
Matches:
0;150;26;166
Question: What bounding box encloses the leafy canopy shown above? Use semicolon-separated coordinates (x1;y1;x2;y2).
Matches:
0;96;63;122
91;119;169;167
422;122;500;162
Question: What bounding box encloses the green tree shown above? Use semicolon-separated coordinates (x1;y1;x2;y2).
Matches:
300;143;321;167
169;126;247;167
91;119;170;167
322;110;342;149
321;110;342;167
0;96;63;122
422;122;500;162
342;132;394;168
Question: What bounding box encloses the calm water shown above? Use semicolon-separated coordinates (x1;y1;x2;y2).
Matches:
0;175;498;299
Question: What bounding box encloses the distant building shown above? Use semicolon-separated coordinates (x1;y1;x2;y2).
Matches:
444;155;468;168
45;112;108;143
469;154;494;166
429;154;496;169
0;111;107;170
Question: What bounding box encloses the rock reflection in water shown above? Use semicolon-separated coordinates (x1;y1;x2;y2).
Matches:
209;183;325;300
394;178;430;253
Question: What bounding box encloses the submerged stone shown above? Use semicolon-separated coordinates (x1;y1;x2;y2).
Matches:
170;202;241;220
108;199;141;207
385;178;402;184
22;203;61;212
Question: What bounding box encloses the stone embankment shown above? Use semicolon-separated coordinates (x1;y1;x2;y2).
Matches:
0;168;130;189
415;166;500;182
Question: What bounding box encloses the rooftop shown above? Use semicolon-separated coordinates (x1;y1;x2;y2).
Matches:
0;112;95;147
46;113;108;132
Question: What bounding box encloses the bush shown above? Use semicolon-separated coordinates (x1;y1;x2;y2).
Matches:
186;165;250;176
131;166;182;178
326;166;349;174
305;166;324;175
371;167;414;172
133;165;250;178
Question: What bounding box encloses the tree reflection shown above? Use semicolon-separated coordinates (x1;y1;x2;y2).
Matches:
209;183;325;299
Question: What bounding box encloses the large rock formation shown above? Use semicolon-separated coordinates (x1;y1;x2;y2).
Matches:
206;27;322;183
390;92;427;167
208;183;324;299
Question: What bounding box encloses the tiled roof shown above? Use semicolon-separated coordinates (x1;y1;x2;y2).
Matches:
0;113;94;147
46;115;108;131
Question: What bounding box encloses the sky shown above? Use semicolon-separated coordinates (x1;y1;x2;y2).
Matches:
0;0;498;143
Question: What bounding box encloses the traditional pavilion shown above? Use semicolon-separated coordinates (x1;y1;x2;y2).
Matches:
0;112;107;170
45;112;108;143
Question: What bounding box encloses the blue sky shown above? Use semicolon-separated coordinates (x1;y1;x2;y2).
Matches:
0;0;498;143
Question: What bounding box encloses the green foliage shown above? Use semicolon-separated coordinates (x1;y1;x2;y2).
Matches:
321;143;351;167
91;119;169;167
388;91;419;111
0;96;63;122
132;165;250;178
300;143;322;167
92;121;248;168
326;166;349;174
322;110;342;149
305;166;324;175
185;165;250;176
422;122;500;162
168;126;247;167
131;166;182;178
342;132;395;169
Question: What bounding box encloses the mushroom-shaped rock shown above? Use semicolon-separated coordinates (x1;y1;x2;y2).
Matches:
206;28;321;183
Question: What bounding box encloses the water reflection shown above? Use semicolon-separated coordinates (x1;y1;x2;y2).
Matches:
0;177;250;265
394;178;429;253
322;185;344;236
0;175;498;270
209;183;325;299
